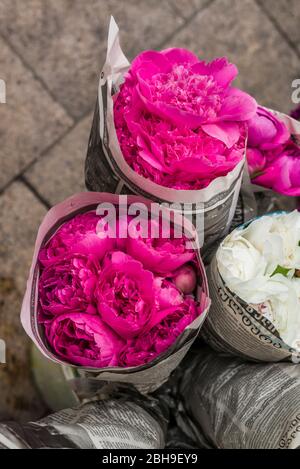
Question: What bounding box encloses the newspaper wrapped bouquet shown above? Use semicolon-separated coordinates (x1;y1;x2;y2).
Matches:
85;18;257;248
203;210;300;362
21;192;210;393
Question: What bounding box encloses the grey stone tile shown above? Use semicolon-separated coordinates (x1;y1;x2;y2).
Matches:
105;0;183;56
168;0;211;19
0;182;47;421
163;0;300;113
0;37;73;191
258;0;300;52
24;113;93;206
0;0;183;119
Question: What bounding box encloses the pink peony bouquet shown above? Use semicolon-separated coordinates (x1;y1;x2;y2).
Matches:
246;106;300;196
86;20;257;249
36;202;207;369
114;49;256;190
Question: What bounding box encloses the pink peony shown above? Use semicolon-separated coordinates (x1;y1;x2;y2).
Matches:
126;219;195;274
39;212;114;266
96;251;155;339
247;106;289;150
115;87;246;189
117;91;246;188
128;49;256;129
38;254;99;322
114;48;255;190
252;140;300;196
119;297;200;367
46;313;124;367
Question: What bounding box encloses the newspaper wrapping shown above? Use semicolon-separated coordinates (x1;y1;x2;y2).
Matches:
30;344;203;449
201;253;300;362
154;356;214;449
21;192;210;397
0;392;167;449
229;173;257;232
178;349;300;449
30;342;211;449
85;17;246;250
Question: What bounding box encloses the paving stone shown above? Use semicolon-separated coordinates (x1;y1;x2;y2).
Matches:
0;0;183;119
258;0;300;53
0;182;47;421
25;114;93;206
108;0;183;56
168;0;212;19
163;0;300;113
0;37;72;191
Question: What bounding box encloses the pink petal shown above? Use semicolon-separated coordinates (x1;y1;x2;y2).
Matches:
137;87;206;126
247;148;266;175
153;278;183;309
161;47;199;65
130;50;171;76
136;136;166;172
202;122;240;148
192;57;238;87
218;88;257;121
252;154;300;196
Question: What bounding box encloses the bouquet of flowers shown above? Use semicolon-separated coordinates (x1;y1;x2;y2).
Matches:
21;192;210;393
202;210;300;362
85;17;257;249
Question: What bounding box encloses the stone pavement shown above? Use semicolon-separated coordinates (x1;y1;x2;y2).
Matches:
0;0;299;421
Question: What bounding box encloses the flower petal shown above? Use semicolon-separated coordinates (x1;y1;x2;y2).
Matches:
161;47;199;65
202;122;240;147
219;88;257;121
192;57;238;88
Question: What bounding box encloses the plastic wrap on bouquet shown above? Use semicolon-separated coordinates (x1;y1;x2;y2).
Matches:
85;17;245;250
202;254;300;362
21;192;210;397
178;349;300;449
0;392;166;449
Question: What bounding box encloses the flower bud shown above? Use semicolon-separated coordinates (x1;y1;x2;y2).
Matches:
174;265;197;295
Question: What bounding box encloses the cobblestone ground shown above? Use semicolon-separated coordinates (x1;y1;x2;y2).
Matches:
0;0;299;421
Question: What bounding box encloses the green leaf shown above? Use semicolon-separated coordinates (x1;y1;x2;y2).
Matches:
271;265;291;277
250;169;265;180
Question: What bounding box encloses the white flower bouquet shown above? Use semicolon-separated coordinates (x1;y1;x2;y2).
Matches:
202;210;300;362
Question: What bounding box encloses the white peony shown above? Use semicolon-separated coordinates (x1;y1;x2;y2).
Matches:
217;211;300;350
243;211;300;272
